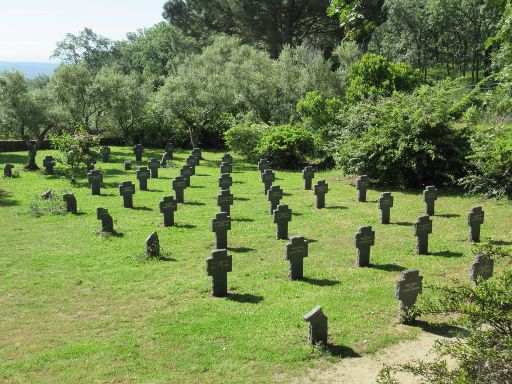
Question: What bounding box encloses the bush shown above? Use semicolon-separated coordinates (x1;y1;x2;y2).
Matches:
333;84;471;187
256;124;318;169
224;122;268;162
296;91;343;141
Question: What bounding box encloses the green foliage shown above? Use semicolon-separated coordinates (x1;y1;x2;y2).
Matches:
460;124;512;199
296;91;342;141
256;124;318;168
224;122;269;162
346;53;422;102
333;84;471;186
29;191;68;218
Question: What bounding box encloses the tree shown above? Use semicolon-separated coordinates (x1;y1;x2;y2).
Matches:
0;72;62;170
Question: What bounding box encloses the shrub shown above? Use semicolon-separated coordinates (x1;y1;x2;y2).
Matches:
296;91;343;141
29;190;68;217
224;122;268;162
256;124;318;169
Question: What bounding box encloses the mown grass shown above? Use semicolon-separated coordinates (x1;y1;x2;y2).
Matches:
0;147;511;384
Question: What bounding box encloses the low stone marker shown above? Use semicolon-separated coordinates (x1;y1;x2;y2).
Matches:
423;186;438;216
136;166;151;190
220;162;232;174
86;159;96;172
273;204;292;240
258;158;270;174
124;160;132;171
469;254;494;286
396;270;423;324
160;153;169;168
219;173;233;190
87;170;103;195
173;176;187;203
377;192;394;224
212;212;231;249
467;206;485;242
222;154;233;165
134;144;144;162
119;181;136;208
414;215;432;255
180;165;194;187
206;249;232;297
192;148;202;162
285;236;308;280
187;155;198;169
101;146;111;162
145;231;160;259
63;193;77;214
267;185;283;214
97;207;114;233
314;180;329;209
356;175;369;202
355;226;375;267
43;156;55;174
261;169;275;194
3;164;14;177
303;306;328;345
160;196;178;227
302;166;315;190
217;189;234;215
165;142;174;160
148;158;160;178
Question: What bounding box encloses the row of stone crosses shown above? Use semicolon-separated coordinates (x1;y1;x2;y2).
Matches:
2;145;493;347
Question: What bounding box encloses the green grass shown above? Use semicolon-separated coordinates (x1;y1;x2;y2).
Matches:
1;147;511;384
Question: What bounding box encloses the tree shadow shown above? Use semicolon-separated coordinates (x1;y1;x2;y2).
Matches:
174;224;197;229
0;153;27;163
0;189;19;207
183;201;206;206
413;320;468;338
394;222;414;227
234;197;250;201
302;277;340;287
105;169;127;176
227;293;263;304
490;239;512;246
369;263;406;272
132;206;153;211
429;250;464;258
229;247;256;253
324;344;361;358
436;213;461;218
325;206;348;210
74;212;87;216
232;217;255;222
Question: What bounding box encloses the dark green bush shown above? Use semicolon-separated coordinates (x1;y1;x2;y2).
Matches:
224;122;268;162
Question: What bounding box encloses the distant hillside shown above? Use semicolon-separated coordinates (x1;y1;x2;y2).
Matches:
0;62;59;78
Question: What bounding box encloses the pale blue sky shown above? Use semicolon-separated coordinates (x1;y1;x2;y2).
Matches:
0;0;166;62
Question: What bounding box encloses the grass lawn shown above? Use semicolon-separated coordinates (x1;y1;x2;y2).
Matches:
1;147;511;384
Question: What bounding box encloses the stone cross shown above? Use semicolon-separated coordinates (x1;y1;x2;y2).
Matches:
119;181;136;208
160;196;178;227
221;154;233;165
258;158;270;174
206;249;232;297
124;161;132;171
180;165;194;187
302;166;315;190
423;186;438;216
211;212;231;249
356;175;369;202
414;215;432;255
96;207;114;233
267;185;283;214
148;158;160;178
220;162;232;174
467;206;485;242
377;192;394;224
136;167;151;190
42;156;55;174
261;169;275;194
3;163;14;177
355;226;375;267
273;204;292;240
160;152;169;168
145;231;160;259
303;306;328;345
173;176;187;203
314;180;329;209
87;170;103;195
62;193;77;214
219;173;233;190
86;159;96;172
192;148;202;163
187;155;198;169
165;142;174;160
101;146;110;162
396;270;423;324
217;189;234;215
134;144;144;162
285;236;308;280
469;254;494;286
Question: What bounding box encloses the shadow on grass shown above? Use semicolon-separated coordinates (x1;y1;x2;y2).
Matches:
370;263;406;272
146;189;164;193
158;176;173;180
183;201;206;206
324;344;361;358
190;185;205;189
414;320;468;338
306;238;318;244
196;174;210;177
227;293;263;304
234;197;250;201
233;180;245;185
174;224;197;229
233;217;255;222
303;277;340;287
429;250;464;258
159;256;178;262
292;212;303;217
229;247;256;253
436;213;461;218
283;192;293;197
490;239;512;246
326;206;348;210
394;222;414;227
132;206;153;211
0;189;20;207
0;153;28;164
98;231;124;238
105;169;128;176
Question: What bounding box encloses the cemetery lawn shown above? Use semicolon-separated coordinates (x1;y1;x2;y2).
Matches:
1;148;511;384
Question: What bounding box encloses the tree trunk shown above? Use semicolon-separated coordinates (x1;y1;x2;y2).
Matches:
25;142;40;170
189;125;199;149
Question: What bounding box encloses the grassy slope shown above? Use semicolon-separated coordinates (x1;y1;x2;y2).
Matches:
0;148;510;384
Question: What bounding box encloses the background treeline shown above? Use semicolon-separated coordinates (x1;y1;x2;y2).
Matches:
0;0;511;198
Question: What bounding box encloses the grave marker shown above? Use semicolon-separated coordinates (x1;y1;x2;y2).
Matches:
220;162;232;174
314;180;329;209
423;186;438;216
356;175;369;202
96;207;114;233
87;170;103;195
119;181;136;208
285;236;308;280
377;192;394;224
101;146;111;162
42;156;55;174
302;166;315;190
273;204;292;240
192;148;202;163
180;165;194;187
222;154;233;165
355;226;375;267
124;160;132;171
173;176;187;203
303;306;328;345
219;173;233;190
148;158;160;178
165;142;174;160
258;158;270;174
145;231;160;259
160;152;169;168
267;185;283;214
414;215;432;255
136;166;151;191
211;212;231;249
133;144;144;162
62;193;77;214
217;189;234;215
3;164;14;177
160;196;178;227
261;169;275;194
396;270;423;324
206;249;232;297
187;155;198;169
467;206;485;242
469;254;494;286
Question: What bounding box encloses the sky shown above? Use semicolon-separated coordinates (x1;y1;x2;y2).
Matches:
0;0;166;62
